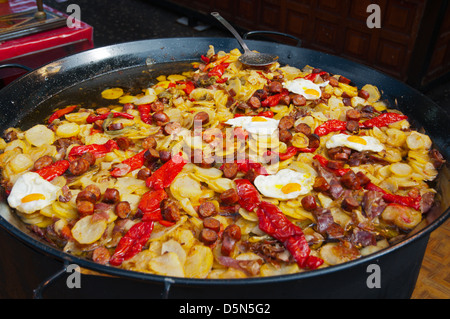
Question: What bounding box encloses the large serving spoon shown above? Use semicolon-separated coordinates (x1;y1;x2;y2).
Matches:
211;12;278;67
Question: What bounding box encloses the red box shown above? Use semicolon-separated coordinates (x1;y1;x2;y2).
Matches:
0;0;94;86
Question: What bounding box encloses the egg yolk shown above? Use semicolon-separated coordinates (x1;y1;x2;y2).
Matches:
21;193;46;203
347;136;367;145
251;116;268;122
281;183;302;194
304;89;320;97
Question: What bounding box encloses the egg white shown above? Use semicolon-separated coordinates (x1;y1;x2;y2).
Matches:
326;134;384;153
224;116;280;136
7;172;61;214
254;169;314;200
283;78;328;100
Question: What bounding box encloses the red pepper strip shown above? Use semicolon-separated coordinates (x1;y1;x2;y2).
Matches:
204;55;230;72
215;77;228;84
261;89;289;107
68;140;118;161
256;201;324;270
365;183;421;211
109;221;154;266
234;179;261;212
86;112;134;124
236;159;268;176
178;80;195;95
314;119;348;136
359;113;408;129
314;154;351;177
201;55;210;64
110;150;146;177
137;104;152;124
138;189;169;222
303;71;327;82
145;154;187;190
48;105;77;124
208;63;230;78
35;160;70;181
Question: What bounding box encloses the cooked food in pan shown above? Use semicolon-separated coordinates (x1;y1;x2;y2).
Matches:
0;46;445;278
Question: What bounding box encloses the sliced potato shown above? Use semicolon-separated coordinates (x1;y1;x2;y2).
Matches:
9;153;33;173
361;84;381;103
25;124;54;147
101;87;124;100
71;215;107;244
389;163;412;177
184;245;213;278
148;252;185;277
56;122;80;138
381;204;422;230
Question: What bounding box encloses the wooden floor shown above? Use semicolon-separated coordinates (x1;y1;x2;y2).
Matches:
412;218;450;299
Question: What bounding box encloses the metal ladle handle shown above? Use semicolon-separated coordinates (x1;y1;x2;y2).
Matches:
211;12;251;54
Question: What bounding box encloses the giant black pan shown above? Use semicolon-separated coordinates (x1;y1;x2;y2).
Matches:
0;37;449;299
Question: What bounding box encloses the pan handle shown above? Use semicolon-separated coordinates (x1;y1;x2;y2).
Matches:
32;262;69;299
243;31;302;47
0;64;33;72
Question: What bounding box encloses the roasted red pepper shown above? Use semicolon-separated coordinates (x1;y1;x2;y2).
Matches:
179;80;196;95
234;179;261;212
314;154;351;177
200;55;210;64
109;221;154;266
110;150;146;177
266;146;317;162
204;55;230;72
68;140;118;161
261;89;289;107
359;113;408;129
303;71;327;82
86;111;134;124
314;119;348;136
256;201;324;270
138;189;168;222
137;104;152;124
35;160;70;181
365;183;421;211
236;159;268;176
208;63;229;78
145;154;187;190
48;105;77;124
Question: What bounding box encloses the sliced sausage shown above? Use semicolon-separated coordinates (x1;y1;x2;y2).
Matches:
159;150;172;163
346;109;361;121
313;176;330;192
152;111;170;126
269;81;283;93
160;198;181;223
193;112;210;126
150;100;165;113
34;155;53;170
292;94;306;106
137;167;152;180
247;96;261;109
115;201;131;219
92;247;110;265
219;188;239;205
69;158;90;176
221;224;241;256
198;201;217;218
308;134;321;149
222;163;239;179
103;188;120;204
278;129;293;143
200;228;218;245
143;148;160;167
295;123;312;136
346;120;360;133
163;121;182;135
84;184;101;201
341;196;359;212
81;152;96;166
278;116;295;130
108;123;124;131
203;217;221;233
141;136;157;149
301;195;317;212
340;170;361;190
76;190;98;204
77;200;94;217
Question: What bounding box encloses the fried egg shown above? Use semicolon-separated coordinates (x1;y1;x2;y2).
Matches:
224;116;280;136
7;172;61;214
326;134;384;152
254;169;314;200
283;78;328;100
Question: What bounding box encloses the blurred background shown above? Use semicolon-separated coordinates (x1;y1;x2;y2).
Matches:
0;0;448;299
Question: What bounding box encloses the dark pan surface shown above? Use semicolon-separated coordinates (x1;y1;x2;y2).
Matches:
0;38;449;291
